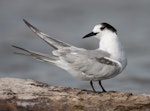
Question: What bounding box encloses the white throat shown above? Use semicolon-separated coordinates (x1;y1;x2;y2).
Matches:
99;32;127;69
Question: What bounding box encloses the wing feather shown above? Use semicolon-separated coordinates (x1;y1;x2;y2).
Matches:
59;48;120;80
23;19;71;49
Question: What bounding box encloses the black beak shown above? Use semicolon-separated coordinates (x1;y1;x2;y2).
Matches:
82;32;97;39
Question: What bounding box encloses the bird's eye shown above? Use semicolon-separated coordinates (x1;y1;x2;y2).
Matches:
100;27;105;30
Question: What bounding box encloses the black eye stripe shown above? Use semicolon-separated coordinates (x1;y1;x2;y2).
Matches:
100;27;105;30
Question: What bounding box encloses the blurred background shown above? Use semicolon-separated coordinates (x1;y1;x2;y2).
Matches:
0;0;150;93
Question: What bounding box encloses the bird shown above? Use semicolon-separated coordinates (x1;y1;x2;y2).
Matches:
12;19;127;92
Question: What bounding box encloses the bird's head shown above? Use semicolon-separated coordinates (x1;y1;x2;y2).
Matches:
83;23;117;40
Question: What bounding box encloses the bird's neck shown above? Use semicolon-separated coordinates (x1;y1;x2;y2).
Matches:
99;33;127;69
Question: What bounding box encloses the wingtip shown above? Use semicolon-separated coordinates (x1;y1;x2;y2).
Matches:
11;45;21;50
11;45;17;48
22;19;26;23
23;19;33;28
11;45;30;53
11;45;21;49
22;19;41;34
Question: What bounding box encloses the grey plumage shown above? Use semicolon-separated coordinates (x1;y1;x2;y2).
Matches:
12;45;58;62
55;48;120;80
23;19;70;49
12;20;126;92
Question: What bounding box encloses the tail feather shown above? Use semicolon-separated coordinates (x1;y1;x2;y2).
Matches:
12;45;58;63
23;19;71;49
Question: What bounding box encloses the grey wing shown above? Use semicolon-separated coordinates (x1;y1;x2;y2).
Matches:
61;49;120;80
12;45;58;63
23;19;71;49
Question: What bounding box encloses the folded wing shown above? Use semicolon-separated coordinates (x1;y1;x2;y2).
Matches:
58;49;120;80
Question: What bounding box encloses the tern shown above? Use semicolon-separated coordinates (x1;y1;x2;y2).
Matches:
12;19;127;92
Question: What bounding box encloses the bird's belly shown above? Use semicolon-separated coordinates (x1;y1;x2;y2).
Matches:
79;71;119;81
